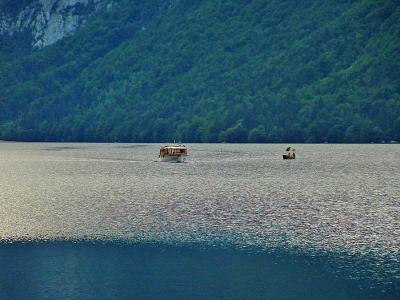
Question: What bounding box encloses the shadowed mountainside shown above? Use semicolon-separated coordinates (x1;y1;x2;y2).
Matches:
0;0;399;142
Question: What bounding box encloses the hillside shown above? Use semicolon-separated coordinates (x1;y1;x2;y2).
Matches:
0;0;399;142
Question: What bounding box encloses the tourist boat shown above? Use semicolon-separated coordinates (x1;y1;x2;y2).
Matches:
159;144;188;162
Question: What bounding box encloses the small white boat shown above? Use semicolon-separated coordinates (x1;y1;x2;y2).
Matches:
159;144;187;162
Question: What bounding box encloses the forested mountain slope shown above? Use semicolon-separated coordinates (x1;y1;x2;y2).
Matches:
0;0;399;142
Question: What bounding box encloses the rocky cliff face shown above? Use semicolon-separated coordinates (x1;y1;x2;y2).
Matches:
0;0;108;47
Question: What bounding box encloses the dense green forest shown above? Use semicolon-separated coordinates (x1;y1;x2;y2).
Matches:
0;0;399;143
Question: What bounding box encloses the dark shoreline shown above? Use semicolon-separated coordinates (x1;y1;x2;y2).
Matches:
0;140;399;144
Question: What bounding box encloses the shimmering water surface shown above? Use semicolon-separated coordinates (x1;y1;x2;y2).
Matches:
0;142;399;299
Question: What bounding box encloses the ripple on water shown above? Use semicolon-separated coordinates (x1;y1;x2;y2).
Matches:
0;143;399;288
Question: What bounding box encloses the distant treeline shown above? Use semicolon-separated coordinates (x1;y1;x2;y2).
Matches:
0;0;399;142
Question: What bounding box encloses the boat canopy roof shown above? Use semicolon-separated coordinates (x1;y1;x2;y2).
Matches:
161;145;186;149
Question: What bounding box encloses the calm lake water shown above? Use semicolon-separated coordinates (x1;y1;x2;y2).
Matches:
0;142;399;299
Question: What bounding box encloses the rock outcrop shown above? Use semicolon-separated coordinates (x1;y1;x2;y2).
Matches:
0;0;107;47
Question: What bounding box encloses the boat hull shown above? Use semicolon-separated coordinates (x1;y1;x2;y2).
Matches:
159;155;186;162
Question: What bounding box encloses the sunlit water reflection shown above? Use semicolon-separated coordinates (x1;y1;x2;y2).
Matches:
0;142;399;298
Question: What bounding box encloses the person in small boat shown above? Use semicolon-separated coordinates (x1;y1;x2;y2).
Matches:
286;147;295;159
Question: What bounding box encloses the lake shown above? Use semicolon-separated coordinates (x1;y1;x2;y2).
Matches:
0;142;399;299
